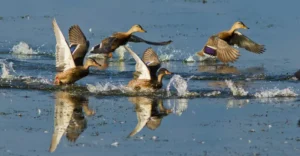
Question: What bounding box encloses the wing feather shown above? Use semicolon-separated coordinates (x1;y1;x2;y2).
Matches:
229;31;265;54
52;19;75;71
206;36;240;63
69;25;89;66
124;46;151;80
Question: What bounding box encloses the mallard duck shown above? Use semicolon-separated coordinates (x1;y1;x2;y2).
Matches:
90;24;172;58
124;46;172;91
197;21;265;63
128;97;172;137
52;19;101;85
49;91;94;152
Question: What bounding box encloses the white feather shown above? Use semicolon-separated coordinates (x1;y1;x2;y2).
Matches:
52;19;75;72
124;46;151;80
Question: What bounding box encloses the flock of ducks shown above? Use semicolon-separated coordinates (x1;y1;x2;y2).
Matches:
52;19;267;90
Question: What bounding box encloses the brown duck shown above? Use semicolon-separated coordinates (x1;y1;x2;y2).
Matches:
197;21;265;63
124;46;172;91
90;24;172;58
52;19;101;85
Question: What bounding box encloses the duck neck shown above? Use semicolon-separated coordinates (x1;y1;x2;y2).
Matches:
125;28;135;35
228;25;237;34
157;74;165;85
83;63;92;70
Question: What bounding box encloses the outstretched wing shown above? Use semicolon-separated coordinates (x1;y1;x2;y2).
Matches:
52;19;75;71
142;47;161;78
90;37;121;54
69;25;89;66
129;35;172;46
124;46;151;80
205;36;240;63
229;31;265;54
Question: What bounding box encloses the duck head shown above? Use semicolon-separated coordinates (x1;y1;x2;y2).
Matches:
84;58;102;69
231;21;249;30
158;68;172;76
128;24;147;34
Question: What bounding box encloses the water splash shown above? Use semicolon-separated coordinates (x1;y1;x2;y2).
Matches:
1;60;16;79
11;42;38;55
157;45;182;62
87;82;128;93
166;75;190;97
184;55;196;63
204;91;221;97
225;80;248;96
115;44;130;61
254;87;298;98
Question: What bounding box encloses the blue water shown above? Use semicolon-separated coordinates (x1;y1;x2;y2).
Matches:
1;0;300;155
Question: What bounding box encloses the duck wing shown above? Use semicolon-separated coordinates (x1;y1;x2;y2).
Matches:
90;34;128;54
205;36;240;63
124;46;151;80
52;19;76;72
129;35;172;46
229;31;265;54
142;48;161;78
68;25;89;66
128;97;152;137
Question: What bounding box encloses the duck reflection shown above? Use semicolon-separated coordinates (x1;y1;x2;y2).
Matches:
198;63;265;75
128;97;172;137
49;91;95;152
198;64;240;74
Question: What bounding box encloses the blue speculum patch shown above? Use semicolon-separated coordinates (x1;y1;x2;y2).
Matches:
204;46;217;56
70;45;77;53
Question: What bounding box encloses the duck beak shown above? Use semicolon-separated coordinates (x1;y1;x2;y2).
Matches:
143;29;147;33
245;26;249;29
166;71;172;75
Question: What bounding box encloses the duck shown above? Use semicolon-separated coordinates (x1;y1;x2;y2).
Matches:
90;24;172;58
127;97;172;137
124;46;172;91
52;19;101;85
197;21;265;63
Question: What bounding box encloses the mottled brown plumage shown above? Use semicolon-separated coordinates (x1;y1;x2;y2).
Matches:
197;21;265;63
124;46;171;91
90;25;172;57
52;19;101;85
69;25;90;66
54;59;101;85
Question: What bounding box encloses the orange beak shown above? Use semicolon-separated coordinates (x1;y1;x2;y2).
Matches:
54;77;60;85
165;71;172;75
